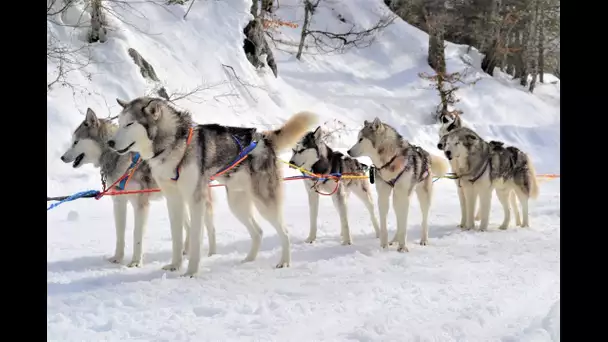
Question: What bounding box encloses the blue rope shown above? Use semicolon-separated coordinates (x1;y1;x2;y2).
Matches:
116;153;140;190
47;189;100;211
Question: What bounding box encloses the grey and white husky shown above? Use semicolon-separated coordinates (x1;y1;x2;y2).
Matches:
437;126;539;231
437;112;521;227
346;117;449;252
288;126;380;245
60;108;216;267
108;96;317;277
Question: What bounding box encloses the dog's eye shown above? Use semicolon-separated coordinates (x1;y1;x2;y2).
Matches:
73;140;78;146
126;122;133;127
442;117;449;123
358;138;363;142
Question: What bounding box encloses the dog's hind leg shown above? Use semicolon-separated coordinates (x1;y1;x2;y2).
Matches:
475;194;482;221
510;190;522;226
305;184;320;244
226;188;262;263
392;188;412;253
254;197;291;268
204;191;217;257
513;187;530;228
109;197;128;264
376;181;392;249
415;179;432;246
128;197;150;267
331;187;352;245
352;184;380;238
496;188;511;230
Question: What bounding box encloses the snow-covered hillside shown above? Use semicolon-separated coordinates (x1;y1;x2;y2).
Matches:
47;0;560;340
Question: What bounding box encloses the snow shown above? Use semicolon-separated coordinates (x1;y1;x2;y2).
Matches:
47;0;560;340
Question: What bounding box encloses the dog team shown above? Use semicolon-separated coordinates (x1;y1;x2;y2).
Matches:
59;96;539;277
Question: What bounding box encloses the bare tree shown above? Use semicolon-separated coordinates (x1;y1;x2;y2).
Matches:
419;68;481;120
296;0;394;60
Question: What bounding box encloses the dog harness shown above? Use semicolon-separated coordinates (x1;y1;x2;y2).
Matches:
171;127;196;181
373;146;429;188
115;153;142;190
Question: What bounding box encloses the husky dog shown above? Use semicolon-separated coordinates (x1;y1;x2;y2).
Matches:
60;108;217;267
108;96;317;277
346;117;449;252
437;126;539;231
288;126;380;245
437;112;521;227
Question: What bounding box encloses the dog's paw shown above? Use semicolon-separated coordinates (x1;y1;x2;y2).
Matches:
208;250;216;257
162;263;181;272
498;224;509;230
127;260;143;268
397;245;409;253
374;231;380;238
521;223;530;228
420;238;428;246
341;240;352;246
107;255;123;264
305;236;316;244
241;255;256;263
275;261;290;268
181;271;197;278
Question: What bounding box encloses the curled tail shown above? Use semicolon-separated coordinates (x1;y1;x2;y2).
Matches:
430;154;449;178
263;111;318;152
526;154;540;199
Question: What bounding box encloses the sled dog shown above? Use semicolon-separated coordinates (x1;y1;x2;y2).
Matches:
437;126;539;231
60;108;216;267
437;112;521;227
289;126;380;245
108;96;317;277
346;117;449;252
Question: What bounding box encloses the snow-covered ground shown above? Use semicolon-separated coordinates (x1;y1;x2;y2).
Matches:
47;0;560;340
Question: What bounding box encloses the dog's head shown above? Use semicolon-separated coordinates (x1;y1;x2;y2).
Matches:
108;97;166;158
438;112;462;138
289;126;324;170
347;117;388;158
60;108;111;168
440;128;483;164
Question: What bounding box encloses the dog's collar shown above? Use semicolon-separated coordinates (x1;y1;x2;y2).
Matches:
115;153;141;190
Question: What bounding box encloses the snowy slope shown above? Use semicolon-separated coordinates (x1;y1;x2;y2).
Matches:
47;0;560;340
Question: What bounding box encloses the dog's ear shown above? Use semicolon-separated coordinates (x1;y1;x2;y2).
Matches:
313;126;323;141
371;117;382;129
84;108;99;127
143;100;162;121
363;120;370;126
116;98;128;108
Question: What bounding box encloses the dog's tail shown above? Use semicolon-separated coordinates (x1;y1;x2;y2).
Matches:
263;111;318;152
429;154;449;178
526;153;540;199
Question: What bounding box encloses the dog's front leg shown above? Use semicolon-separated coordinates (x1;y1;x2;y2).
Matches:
462;182;476;230
109;197;127;264
331;188;351;245
204;191;217;257
162;192;184;272
456;181;467;228
182;204;191;257
392;188;411;253
477;185;493;231
305;184;320;243
376;182;392;249
128;199;150;267
182;180;206;278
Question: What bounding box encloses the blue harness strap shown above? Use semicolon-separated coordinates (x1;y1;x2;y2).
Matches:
213;135;258;177
115;153;141;190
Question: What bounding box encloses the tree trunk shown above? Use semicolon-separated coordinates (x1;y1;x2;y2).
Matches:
428;29;446;74
296;0;313;60
89;0;106;43
538;1;545;83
